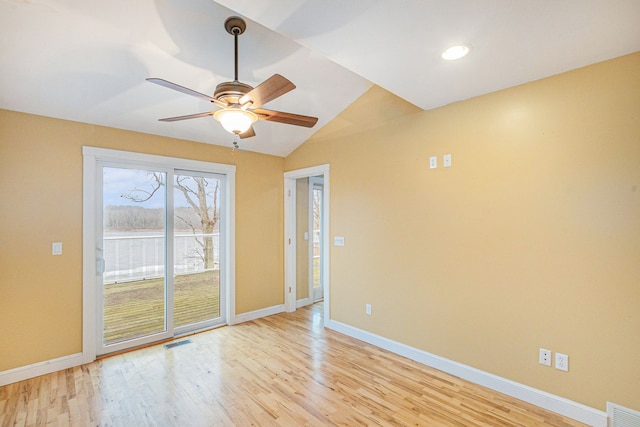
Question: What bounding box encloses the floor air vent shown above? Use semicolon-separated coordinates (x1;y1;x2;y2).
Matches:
163;339;192;349
608;402;640;427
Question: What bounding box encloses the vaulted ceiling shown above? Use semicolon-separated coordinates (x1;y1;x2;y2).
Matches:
1;0;639;156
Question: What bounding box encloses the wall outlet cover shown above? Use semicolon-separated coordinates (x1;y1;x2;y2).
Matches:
555;353;569;371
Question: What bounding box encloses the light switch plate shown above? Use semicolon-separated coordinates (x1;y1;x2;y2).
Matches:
443;153;452;167
52;242;63;255
429;156;437;169
334;236;345;246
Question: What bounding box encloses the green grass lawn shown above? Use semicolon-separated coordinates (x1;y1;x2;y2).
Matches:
103;270;220;345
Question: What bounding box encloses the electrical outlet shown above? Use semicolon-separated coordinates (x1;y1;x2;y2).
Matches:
555;353;569;371
539;348;552;366
365;304;372;315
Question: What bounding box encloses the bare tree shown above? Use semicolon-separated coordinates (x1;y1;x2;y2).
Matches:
124;173;220;270
174;176;219;269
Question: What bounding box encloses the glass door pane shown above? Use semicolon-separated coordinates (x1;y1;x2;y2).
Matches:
101;167;169;347
173;172;223;330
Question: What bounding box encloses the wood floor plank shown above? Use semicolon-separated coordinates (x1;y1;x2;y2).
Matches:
1;303;588;426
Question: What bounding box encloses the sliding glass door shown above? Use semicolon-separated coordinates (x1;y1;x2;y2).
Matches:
97;164;225;355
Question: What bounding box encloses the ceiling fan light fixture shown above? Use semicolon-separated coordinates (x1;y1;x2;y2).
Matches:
441;45;469;61
147;16;317;143
214;108;258;134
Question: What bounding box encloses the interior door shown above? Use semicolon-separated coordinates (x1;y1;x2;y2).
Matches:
295;177;311;305
310;177;324;302
293;176;325;307
98;165;173;354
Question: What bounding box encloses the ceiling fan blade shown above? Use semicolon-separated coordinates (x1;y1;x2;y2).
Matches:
253;108;318;128
239;126;256;139
158;111;215;122
147;78;227;108
239;74;295;109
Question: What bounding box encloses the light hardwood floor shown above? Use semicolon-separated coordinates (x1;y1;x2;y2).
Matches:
0;303;587;426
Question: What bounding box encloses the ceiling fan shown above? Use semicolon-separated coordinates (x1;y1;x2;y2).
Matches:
147;16;318;146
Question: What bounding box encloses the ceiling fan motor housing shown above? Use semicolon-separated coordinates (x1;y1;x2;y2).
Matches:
214;81;253;106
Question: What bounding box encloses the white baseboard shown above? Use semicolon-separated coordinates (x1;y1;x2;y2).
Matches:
296;297;311;309
326;319;607;427
231;304;285;325
0;353;84;387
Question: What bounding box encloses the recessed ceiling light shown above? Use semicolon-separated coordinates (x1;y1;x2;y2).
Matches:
441;45;469;61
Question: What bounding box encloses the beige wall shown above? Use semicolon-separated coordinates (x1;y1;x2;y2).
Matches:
0;111;284;371
285;52;640;410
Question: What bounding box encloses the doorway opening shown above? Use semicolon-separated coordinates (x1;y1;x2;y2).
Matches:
284;165;330;324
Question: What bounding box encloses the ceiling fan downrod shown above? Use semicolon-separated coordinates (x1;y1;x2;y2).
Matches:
224;16;246;82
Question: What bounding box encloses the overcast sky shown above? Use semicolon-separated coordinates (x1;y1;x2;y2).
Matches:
103;167;217;209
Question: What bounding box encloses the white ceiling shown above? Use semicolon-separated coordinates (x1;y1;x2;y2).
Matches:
1;0;639;157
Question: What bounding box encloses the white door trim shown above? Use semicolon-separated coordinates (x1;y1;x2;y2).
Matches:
283;165;330;325
82;146;236;363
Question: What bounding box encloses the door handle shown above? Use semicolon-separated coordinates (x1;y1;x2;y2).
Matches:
96;247;105;275
96;257;105;275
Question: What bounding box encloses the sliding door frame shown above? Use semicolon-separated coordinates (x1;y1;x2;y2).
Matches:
82;147;236;363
